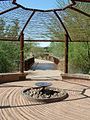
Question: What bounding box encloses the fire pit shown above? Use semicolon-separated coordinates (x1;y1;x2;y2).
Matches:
22;82;68;103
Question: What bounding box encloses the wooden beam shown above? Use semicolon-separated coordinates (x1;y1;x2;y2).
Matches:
24;40;90;42
74;0;90;2
0;39;90;42
12;1;75;12
24;40;65;42
11;0;90;13
20;32;24;73
65;34;69;73
12;0;16;4
54;11;72;41
13;2;47;12
70;7;90;17
21;11;35;33
0;6;19;15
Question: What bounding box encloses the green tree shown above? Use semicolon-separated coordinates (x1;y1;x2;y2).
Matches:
47;1;90;74
0;19;20;73
0;18;5;38
69;42;90;73
5;19;20;39
49;42;64;58
0;41;20;73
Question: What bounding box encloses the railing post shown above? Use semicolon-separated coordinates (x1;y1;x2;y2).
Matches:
65;34;69;73
20;32;24;73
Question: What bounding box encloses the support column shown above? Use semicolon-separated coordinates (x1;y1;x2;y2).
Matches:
65;34;69;73
20;32;24;73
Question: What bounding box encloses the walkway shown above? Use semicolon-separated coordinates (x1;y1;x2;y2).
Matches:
26;59;63;80
0;59;90;120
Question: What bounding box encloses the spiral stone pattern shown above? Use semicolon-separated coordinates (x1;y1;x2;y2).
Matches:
0;80;90;120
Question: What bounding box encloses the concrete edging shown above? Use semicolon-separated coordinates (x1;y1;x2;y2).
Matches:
0;72;27;84
61;73;90;80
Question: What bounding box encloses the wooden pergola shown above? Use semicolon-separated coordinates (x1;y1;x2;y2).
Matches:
0;0;90;74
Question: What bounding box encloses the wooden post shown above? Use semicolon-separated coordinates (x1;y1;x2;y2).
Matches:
12;0;16;4
20;32;24;73
65;34;69;73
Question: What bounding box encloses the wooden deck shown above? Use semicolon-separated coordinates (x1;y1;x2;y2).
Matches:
0;59;90;120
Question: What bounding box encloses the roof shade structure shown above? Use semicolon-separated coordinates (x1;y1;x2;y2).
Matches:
0;0;90;42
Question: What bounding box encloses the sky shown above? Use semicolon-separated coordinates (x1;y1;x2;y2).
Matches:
16;0;71;47
17;0;58;47
17;0;57;10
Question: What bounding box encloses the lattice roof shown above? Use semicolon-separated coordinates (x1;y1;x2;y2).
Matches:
0;0;90;41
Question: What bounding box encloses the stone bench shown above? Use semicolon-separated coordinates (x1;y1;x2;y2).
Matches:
61;73;90;80
0;72;27;84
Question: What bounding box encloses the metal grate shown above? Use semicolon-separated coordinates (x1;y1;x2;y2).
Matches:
0;0;90;42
